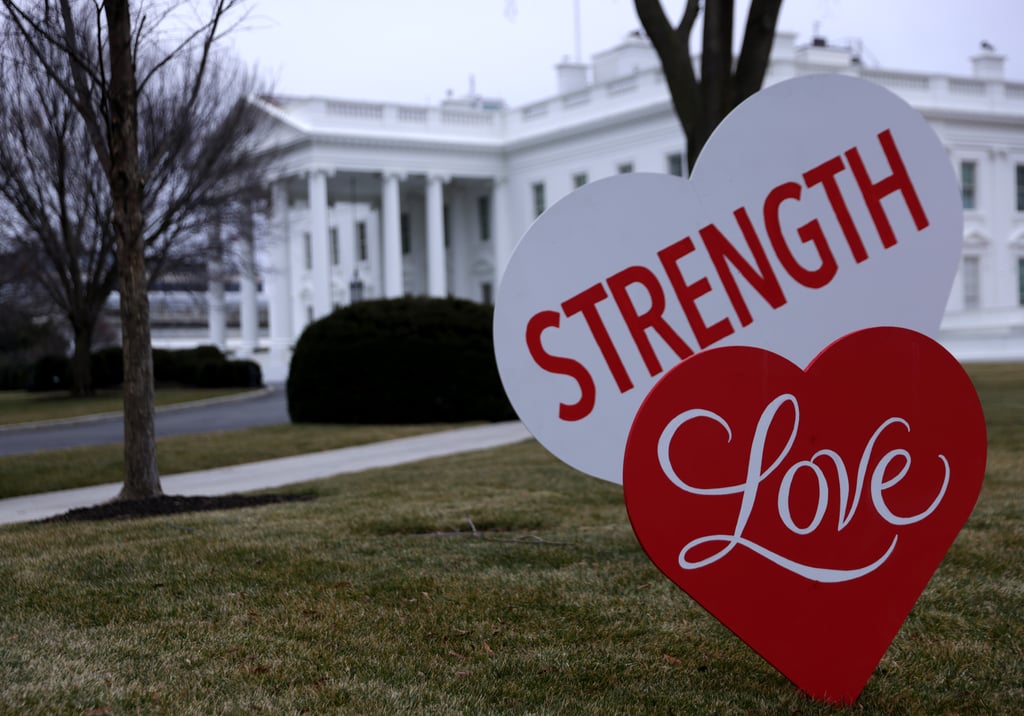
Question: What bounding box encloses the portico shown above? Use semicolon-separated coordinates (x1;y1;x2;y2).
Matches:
231;31;1024;383
252;151;509;378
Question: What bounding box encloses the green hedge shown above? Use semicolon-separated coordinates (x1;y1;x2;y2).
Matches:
287;297;515;424
91;347;124;389
26;355;70;392
152;345;261;387
0;364;29;391
23;345;262;392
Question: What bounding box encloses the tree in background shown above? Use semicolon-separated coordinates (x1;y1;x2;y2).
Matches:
0;245;68;386
0;0;258;499
0;1;267;401
634;0;783;171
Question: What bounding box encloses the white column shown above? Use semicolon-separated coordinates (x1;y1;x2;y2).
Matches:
238;207;259;357
268;181;293;358
381;171;403;298
426;174;447;297
308;170;332;316
206;222;226;351
492;177;512;287
989;147;1013;310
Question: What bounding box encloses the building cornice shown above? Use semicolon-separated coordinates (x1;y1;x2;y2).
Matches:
253;39;1024;162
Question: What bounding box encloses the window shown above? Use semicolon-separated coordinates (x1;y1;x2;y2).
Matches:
573;172;588;188
478;195;491;241
302;232;312;270
532;182;545;217
667;152;685;177
1018;258;1024;306
444;204;450;248
356;221;368;261
481;281;493;305
961;160;976;210
1016;164;1024;212
329;227;339;266
618;162;634;174
401;212;411;255
962;255;980;309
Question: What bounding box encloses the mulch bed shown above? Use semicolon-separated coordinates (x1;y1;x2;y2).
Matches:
42;493;317;523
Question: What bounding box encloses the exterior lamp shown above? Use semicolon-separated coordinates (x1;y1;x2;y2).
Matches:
350;270;364;303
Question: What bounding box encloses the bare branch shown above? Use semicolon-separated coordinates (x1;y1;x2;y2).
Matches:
735;0;782;103
634;0;702;146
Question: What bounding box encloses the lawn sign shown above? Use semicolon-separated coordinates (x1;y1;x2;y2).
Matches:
493;74;987;704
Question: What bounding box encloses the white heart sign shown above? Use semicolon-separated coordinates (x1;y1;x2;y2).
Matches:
494;74;963;484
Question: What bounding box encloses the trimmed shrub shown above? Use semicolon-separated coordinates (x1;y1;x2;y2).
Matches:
26;354;70;392
12;345;260;393
287;297;515;424
152;345;262;388
194;358;262;388
0;363;30;390
90;346;124;389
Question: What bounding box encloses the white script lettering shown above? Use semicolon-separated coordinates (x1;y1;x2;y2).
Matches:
656;393;950;582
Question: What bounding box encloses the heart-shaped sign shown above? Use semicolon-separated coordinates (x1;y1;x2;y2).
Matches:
622;326;987;703
493;75;963;483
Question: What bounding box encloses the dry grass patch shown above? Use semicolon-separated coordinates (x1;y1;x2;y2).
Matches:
0;363;1020;713
0;429;1021;713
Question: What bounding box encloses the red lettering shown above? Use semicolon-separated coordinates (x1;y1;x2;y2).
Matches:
657;237;734;349
525;310;596;422
763;182;838;289
803;155;868;263
607;265;693;378
845;129;930;249
562;283;633;394
701;209;787;328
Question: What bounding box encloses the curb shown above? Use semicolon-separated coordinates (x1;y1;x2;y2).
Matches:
0;384;277;433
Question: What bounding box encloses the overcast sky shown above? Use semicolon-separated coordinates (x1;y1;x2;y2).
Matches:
228;0;1024;107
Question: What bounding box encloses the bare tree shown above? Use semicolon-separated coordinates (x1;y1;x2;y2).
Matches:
0;245;68;378
0;0;257;499
0;3;266;399
0;25;118;395
634;0;783;171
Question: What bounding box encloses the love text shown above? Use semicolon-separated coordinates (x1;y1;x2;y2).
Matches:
656;392;949;582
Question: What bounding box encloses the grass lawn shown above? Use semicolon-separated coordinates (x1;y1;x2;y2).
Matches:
0;364;1020;713
0;387;259;426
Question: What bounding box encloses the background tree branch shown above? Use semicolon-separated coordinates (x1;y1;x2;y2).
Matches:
634;0;783;171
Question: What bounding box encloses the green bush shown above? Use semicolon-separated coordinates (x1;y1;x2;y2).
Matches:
287;297;515;424
131;346;261;389
90;346;123;389
0;363;30;390
15;345;260;393
26;355;70;392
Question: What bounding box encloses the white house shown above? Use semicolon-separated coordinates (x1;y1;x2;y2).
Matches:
236;31;1024;382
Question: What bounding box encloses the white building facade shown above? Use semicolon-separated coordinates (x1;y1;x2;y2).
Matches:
245;32;1024;381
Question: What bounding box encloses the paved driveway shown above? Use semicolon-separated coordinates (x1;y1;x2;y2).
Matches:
0;386;290;457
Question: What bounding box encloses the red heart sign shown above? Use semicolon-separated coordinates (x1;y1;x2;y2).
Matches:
623;326;986;704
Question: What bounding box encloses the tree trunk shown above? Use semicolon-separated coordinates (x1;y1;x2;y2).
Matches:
105;0;161;499
70;321;94;397
634;0;782;172
695;0;735;169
